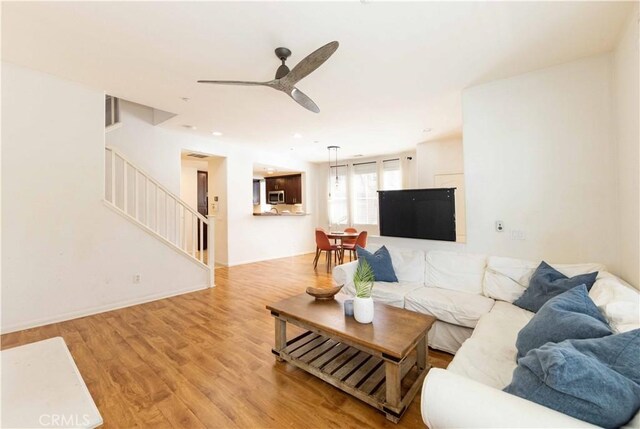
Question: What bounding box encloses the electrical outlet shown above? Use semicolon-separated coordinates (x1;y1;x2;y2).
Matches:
133;274;141;284
496;221;504;232
510;230;526;240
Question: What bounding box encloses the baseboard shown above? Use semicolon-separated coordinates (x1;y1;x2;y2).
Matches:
226;250;316;267
1;283;207;335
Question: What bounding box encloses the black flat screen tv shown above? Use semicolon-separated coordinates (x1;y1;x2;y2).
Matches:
378;188;456;242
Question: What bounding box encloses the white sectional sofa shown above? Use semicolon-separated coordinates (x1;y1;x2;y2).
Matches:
333;246;498;354
332;246;640;428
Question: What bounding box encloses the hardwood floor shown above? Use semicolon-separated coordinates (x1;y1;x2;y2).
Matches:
1;254;453;428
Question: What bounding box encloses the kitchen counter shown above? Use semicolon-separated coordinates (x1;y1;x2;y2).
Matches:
253;212;309;216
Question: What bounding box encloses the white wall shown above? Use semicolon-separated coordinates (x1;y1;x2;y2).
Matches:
612;4;639;288
416;137;464;188
106;100;320;267
370;54;633;281
180;158;208;212
462;55;621;273
1;62;209;333
208;156;229;265
105;101;181;195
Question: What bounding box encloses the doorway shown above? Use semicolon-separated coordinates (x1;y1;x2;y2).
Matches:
197;170;208;250
180;152;228;266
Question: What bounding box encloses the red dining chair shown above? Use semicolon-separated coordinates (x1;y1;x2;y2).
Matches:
314;229;341;272
342;227;357;244
342;231;368;262
340;227;357;262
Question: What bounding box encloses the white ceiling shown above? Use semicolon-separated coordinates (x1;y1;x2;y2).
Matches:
2;1;631;162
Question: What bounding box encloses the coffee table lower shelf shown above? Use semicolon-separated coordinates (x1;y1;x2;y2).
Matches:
272;330;430;423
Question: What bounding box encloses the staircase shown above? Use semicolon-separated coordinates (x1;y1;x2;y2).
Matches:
104;146;214;286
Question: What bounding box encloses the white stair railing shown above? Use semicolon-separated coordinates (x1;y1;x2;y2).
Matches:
104;146;214;286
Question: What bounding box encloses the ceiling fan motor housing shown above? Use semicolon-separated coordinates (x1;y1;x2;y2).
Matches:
274;47;292;79
274;47;292;60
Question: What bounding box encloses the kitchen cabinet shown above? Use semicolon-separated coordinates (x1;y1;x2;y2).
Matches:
265;177;286;192
285;174;302;204
265;174;302;204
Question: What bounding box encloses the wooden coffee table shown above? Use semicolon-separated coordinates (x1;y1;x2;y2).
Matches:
266;293;435;423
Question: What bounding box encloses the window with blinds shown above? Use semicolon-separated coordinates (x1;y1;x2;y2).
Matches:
353;161;378;225
328;165;348;225
382;158;401;190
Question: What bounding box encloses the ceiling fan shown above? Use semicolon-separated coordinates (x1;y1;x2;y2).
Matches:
198;41;339;113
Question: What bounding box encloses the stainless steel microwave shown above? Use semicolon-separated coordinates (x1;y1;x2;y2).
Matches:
268;190;285;204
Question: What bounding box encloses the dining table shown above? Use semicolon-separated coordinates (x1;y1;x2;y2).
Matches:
325;231;359;264
326;231;359;242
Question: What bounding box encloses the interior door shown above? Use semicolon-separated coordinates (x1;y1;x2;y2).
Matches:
434;173;466;243
197;170;208;250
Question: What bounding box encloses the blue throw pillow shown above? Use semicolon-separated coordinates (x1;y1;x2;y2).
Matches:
569;328;640;384
504;330;640;428
516;285;612;358
356;245;398;283
514;261;599;313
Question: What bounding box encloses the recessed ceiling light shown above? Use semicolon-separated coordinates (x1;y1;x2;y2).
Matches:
290;147;295;151
212;131;223;136
293;133;302;139
353;154;364;158
181;97;190;102
314;140;320;144
423;128;432;133
182;124;196;130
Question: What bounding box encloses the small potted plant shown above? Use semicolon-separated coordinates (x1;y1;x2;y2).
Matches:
353;259;375;323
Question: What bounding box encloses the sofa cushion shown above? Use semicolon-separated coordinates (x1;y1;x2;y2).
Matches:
516;285;612;358
483;256;605;303
447;301;533;389
589;272;640;333
386;246;426;284
425;251;487;295
405;287;495;328
513;261;599;313
356;245;398;283
504;331;640;429
365;244;426;284
343;281;423;308
427;320;474;354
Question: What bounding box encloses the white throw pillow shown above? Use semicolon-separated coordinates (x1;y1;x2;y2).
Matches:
483;256;537;302
589;272;640;333
425;251;487;295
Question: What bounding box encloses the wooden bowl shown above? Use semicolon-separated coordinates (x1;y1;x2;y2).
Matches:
306;285;343;300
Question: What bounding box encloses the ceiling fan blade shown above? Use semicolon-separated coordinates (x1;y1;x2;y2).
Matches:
283;41;339;85
290;88;320;113
197;80;270;86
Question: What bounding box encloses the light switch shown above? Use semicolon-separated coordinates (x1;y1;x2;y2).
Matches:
511;230;526;240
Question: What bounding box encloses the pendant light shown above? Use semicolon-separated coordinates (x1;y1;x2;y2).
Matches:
327;145;340;191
